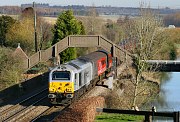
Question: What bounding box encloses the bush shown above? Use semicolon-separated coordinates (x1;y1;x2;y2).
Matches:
0;47;23;90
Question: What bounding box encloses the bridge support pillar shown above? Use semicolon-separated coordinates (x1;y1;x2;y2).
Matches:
111;44;116;57
111;44;118;78
52;45;60;66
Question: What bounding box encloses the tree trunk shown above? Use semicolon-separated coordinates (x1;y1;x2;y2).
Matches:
132;73;140;107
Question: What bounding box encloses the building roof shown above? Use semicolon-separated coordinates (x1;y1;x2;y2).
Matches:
12;43;28;60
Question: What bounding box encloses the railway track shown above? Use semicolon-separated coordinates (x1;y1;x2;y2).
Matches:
30;79;103;122
30;86;96;122
31;105;69;122
0;88;48;122
0;76;109;122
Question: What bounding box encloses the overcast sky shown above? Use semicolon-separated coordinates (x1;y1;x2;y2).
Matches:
0;0;180;9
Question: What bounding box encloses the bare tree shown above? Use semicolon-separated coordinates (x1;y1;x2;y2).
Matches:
39;19;53;50
83;5;103;35
6;7;53;54
76;6;104;54
102;19;124;43
121;6;169;108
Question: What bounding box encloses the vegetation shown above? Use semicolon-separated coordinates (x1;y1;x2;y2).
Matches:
6;18;35;53
85;6;102;35
164;12;180;27
0;15;16;46
164;28;180;44
105;77;159;110
0;47;23;90
102;19;123;43
95;113;143;122
0;8;53;90
52;10;85;63
103;6;176;110
6;7;53;55
0;4;179;113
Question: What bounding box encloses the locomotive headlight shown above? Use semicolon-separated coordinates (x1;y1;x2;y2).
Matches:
66;88;72;92
49;88;55;92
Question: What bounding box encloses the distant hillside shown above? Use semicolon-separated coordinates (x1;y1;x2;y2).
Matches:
0;4;180;17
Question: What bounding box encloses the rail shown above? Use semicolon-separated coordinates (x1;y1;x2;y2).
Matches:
0;88;48;122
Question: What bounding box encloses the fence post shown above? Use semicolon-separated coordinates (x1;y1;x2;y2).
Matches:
152;106;156;122
39;51;41;62
144;114;150;122
28;58;30;69
98;35;100;47
173;112;179;122
68;36;70;46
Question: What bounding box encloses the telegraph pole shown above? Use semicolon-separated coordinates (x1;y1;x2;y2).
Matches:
33;2;38;52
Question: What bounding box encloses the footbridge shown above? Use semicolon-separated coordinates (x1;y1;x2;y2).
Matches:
20;35;180;72
21;35;134;71
146;60;180;72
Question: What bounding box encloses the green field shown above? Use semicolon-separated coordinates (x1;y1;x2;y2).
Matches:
95;113;144;122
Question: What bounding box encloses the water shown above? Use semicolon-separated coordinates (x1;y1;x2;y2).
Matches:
160;72;180;111
153;72;180;122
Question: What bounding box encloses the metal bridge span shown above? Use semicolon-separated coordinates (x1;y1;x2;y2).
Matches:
22;35;133;71
146;60;180;72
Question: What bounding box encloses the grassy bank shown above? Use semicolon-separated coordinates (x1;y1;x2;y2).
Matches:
175;44;180;57
95;113;144;122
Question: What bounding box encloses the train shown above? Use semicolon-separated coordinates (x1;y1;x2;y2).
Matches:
48;50;115;105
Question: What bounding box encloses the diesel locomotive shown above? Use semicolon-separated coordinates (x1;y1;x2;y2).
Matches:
48;50;114;104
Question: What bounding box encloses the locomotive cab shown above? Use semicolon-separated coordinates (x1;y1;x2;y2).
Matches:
48;65;75;104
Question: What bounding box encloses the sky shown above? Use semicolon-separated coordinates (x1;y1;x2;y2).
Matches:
0;0;180;9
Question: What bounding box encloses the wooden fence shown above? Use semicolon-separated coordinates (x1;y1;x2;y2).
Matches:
96;108;180;122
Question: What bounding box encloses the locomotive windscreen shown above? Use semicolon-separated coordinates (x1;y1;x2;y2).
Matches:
52;71;70;80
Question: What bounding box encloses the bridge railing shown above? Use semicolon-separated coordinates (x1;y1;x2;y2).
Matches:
69;35;100;47
41;47;53;62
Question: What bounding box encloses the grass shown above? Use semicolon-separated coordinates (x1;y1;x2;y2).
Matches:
95;113;144;122
175;43;180;48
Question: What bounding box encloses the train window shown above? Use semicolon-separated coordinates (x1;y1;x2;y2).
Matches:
75;73;77;85
52;71;70;80
75;73;77;80
79;73;82;86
